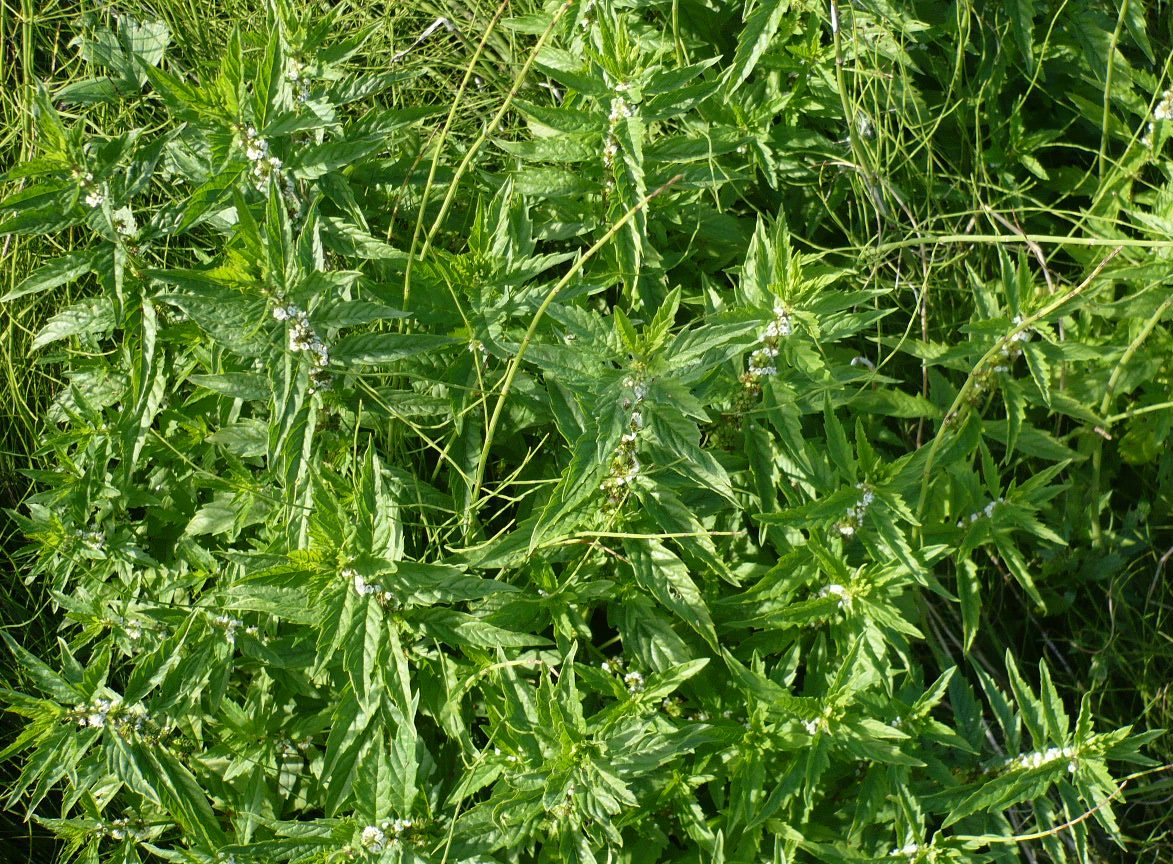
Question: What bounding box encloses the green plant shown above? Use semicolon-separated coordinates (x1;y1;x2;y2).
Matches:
2;1;1170;863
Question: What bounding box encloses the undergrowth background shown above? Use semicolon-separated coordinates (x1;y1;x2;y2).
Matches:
1;0;1171;861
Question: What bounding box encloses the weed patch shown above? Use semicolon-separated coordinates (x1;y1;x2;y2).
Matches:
2;1;1171;862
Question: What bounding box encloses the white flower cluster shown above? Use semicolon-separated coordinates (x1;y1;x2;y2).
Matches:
243;126;284;189
346;567;399;608
601;376;646;506
802;715;829;736
744;303;792;385
836;483;875;537
818;582;852;610
602;93;636;175
1005;745;1078;774
103;818;148;843
212;613;258;645
609;95;635;125
957;497;1004;528
74;695;147;735
76;695;118;729
468;338;489;361
72;167;105;208
286;57;310;103
243;127;299;207
1157;90;1173;122
360;818;414;852
599;655;646;694
1145;89;1173;145
889;842;920;858
272;303;331;392
72;527;105;550
360;825;385;851
992;314;1031;373
660;695;683;716
623;670;646;694
112;614;144;642
492;746;521;764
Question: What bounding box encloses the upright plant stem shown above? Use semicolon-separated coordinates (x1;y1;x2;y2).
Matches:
464;174;682;535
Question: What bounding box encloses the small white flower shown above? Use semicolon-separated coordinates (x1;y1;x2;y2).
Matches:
1010;314;1031;343
624;670;645;694
351;570;378;596
956;497;1004;528
213;613;244;645
360;824;386;851
85;190;105;208
1155;89;1173;121
818;583;851;609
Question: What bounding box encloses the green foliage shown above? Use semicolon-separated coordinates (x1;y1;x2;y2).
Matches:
2;1;1171;863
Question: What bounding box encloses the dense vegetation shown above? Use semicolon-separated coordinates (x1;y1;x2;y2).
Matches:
1;0;1171;861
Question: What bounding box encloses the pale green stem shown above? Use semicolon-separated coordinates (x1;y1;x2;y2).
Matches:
404;0;572;311
402;0;511;313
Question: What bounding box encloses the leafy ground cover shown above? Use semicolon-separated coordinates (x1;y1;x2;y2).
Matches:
1;0;1171;861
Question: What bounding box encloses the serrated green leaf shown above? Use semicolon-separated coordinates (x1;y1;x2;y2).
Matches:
31;298;115;351
2;249;101;302
726;0;792;91
332;332;458;365
626;539;718;650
